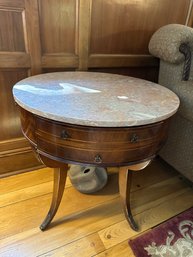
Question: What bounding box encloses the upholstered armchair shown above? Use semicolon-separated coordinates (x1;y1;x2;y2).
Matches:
148;24;193;182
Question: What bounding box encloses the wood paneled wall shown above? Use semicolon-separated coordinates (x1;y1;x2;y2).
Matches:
0;0;192;177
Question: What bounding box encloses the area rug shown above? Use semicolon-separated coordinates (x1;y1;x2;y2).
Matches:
129;207;193;257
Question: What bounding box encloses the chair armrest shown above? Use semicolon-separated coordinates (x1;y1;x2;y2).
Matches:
149;24;193;64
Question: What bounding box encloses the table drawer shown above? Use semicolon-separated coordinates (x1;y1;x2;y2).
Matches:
35;116;166;145
35;116;170;166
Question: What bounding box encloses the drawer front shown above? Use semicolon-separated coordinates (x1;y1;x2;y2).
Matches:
35;116;170;166
37;137;166;166
36;116;167;144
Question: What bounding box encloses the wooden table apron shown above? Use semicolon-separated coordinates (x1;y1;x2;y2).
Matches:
18;106;170;231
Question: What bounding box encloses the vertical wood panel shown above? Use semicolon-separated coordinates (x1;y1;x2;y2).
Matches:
90;0;191;54
38;0;78;55
0;9;25;52
0;0;41;179
24;0;42;75
0;69;28;140
78;0;91;70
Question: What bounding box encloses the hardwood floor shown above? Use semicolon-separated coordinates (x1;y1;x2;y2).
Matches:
0;158;193;257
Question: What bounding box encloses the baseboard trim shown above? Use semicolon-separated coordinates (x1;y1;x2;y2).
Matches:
0;138;44;178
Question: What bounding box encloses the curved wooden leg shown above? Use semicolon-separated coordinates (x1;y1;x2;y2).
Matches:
40;165;68;231
119;161;151;231
119;166;138;231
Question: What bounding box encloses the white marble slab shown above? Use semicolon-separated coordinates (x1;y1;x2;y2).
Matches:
13;72;180;127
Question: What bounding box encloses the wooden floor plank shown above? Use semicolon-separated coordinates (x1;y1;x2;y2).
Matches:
0;174;119;240
2;184;190;257
132;176;189;213
0;178;72;208
0;168;72;195
39;233;105;257
0;162;179;240
0;168;53;194
93;240;135;257
34;175;190;257
0;158;192;257
130;158;177;192
98;188;193;249
0;198;122;257
0;181;53;208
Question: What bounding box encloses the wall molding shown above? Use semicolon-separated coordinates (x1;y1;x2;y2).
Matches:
88;54;159;68
0;53;30;68
0;137;43;178
42;54;79;68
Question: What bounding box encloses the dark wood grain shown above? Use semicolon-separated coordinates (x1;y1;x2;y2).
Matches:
19;107;170;167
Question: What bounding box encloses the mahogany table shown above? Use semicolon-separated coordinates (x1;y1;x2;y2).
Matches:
13;72;179;231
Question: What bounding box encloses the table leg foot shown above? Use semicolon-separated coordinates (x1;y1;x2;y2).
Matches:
40;214;52;231
119;166;138;231
40;166;68;231
125;212;139;231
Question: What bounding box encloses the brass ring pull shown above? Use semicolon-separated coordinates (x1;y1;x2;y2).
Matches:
94;154;102;163
61;130;70;140
130;134;139;143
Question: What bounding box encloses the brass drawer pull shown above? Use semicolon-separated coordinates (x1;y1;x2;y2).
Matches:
94;154;102;163
61;130;70;140
130;134;139;143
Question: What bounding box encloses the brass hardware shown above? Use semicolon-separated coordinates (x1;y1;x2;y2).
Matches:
94;154;102;163
130;134;139;143
61;130;70;139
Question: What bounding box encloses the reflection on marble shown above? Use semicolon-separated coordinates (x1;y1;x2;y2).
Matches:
14;83;101;96
13;72;180;127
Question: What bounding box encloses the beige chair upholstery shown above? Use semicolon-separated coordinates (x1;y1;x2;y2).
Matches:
149;24;193;182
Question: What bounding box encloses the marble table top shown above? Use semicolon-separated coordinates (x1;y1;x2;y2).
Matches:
13;72;180;127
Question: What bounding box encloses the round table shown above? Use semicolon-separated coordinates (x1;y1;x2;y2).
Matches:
13;72;180;231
